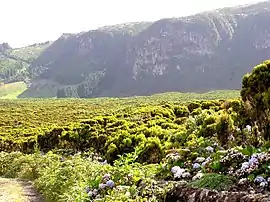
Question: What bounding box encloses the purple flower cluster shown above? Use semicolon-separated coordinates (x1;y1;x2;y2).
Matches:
85;173;115;199
238;152;268;175
193;163;201;169
254;176;269;188
99;173;115;189
85;186;98;199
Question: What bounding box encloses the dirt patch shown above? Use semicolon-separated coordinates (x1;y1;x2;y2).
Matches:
0;178;43;202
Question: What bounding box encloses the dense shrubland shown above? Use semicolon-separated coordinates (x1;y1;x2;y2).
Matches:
0;61;270;201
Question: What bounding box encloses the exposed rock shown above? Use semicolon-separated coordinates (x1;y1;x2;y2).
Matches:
166;184;270;202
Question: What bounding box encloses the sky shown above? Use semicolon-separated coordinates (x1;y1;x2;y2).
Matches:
0;0;264;48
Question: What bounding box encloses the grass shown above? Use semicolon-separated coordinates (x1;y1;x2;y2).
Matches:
189;173;235;191
9;42;51;62
0;82;27;99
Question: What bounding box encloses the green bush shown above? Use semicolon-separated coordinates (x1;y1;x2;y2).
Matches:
241;60;270;140
189;173;235;191
137;137;164;164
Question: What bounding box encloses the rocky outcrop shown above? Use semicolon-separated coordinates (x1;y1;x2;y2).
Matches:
166;184;270;202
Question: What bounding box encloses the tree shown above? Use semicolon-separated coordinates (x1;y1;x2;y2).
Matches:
240;60;270;141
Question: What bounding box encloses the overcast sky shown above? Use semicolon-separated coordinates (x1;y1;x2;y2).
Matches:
0;0;264;48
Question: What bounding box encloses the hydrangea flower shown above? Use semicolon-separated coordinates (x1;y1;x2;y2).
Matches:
192;172;204;181
106;180;115;188
85;186;91;193
195;157;205;163
248;157;258;165
103;174;111;181
205;157;211;162
92;189;98;196
171;166;181;174
241;162;250;170
202;157;212;167
238;178;248;185
99;183;107;189
206;146;214;153
171;166;185;178
268;177;270;183
251;153;258;158
236;128;241;132
101;160;107;165
246;125;252;132
213;142;219;147
175;169;185;179
254;176;265;183
88;191;93;197
182;172;191;178
193;163;201;169
260;181;268;188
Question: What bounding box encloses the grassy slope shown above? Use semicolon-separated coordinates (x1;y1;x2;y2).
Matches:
0;43;51;84
0;82;27;99
9;43;51;62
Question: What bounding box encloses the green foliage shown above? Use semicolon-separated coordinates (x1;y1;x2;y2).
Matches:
0;151;162;202
216;113;234;146
189;173;235;191
0;42;50;83
0;83;269;201
241;60;270;140
173;106;189;117
137;137;164;164
238;145;258;157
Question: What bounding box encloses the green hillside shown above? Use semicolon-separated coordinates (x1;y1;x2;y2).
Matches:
0;82;27;99
0;42;51;84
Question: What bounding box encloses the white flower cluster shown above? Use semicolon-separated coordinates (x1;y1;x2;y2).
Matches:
171;166;190;179
202;157;212;167
192;171;204;181
206;146;214;153
245;125;252;132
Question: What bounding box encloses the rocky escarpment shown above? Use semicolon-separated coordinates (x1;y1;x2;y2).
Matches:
166;185;270;202
20;1;270;98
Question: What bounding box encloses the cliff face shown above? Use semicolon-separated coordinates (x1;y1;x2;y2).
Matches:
26;1;270;98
